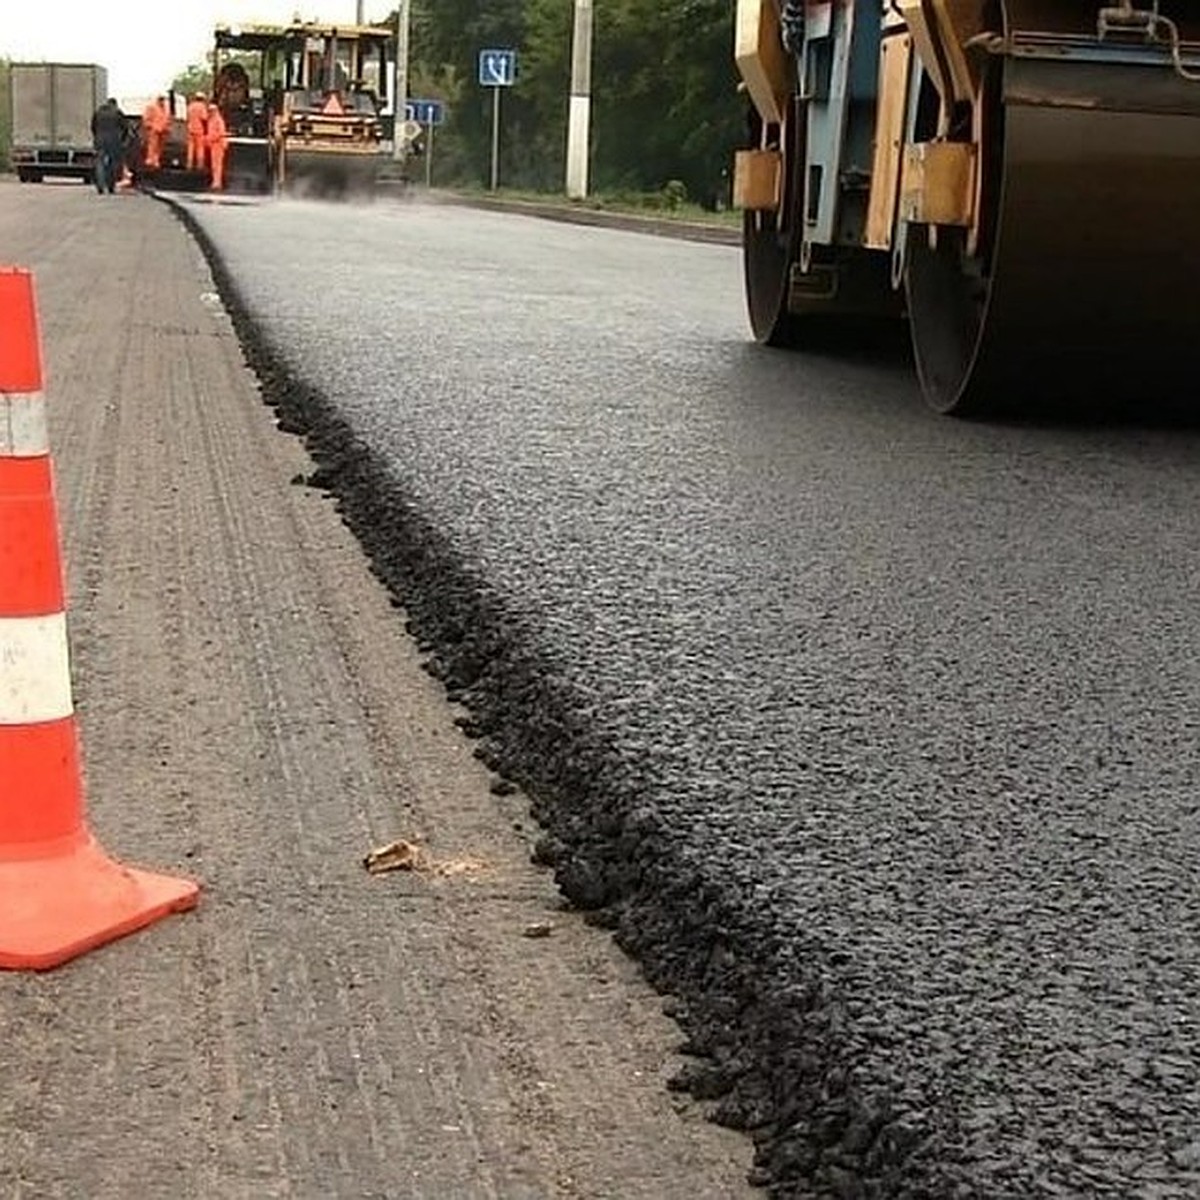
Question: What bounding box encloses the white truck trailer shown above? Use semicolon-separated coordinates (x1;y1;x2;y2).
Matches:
9;63;108;184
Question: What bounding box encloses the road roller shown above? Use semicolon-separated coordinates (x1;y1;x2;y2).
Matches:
733;2;1200;414
211;20;399;198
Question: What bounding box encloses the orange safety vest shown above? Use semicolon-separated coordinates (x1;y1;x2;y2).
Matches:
186;100;207;136
205;108;228;146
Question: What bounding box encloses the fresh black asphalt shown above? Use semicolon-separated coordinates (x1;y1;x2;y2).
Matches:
174;194;1200;1198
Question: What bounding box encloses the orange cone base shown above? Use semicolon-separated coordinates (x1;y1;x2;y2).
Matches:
0;836;199;970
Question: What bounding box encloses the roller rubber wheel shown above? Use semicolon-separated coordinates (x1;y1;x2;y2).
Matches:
904;65;1003;417
743;102;804;347
745;98;903;356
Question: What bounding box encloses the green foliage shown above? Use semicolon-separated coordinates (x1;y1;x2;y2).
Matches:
388;0;740;204
660;179;688;209
170;62;211;98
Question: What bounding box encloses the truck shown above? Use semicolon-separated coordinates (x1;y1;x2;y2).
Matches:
9;63;107;185
733;1;1200;415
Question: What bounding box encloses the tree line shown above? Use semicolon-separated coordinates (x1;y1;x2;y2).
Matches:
398;0;743;206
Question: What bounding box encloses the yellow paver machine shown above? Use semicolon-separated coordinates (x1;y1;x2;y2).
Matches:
212;19;396;198
734;1;1200;413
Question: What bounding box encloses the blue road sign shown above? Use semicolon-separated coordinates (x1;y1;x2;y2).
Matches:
404;98;445;126
478;49;517;87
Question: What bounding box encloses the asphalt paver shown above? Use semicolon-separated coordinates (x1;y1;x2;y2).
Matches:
177;192;1200;1197
0;181;753;1200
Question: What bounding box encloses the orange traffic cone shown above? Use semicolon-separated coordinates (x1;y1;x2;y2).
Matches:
0;268;199;970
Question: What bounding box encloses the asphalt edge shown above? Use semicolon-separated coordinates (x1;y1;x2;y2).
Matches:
155;192;953;1199
427;190;742;247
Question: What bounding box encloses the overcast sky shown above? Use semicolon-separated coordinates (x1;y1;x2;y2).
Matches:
1;1;393;99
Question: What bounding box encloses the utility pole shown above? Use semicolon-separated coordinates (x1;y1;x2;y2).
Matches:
565;0;593;199
355;0;364;21
393;0;410;162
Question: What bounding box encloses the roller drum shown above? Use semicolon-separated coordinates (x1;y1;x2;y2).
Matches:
281;149;381;201
907;58;1200;415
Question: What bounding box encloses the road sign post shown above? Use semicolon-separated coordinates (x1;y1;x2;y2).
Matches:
490;88;501;191
478;49;517;192
404;99;445;187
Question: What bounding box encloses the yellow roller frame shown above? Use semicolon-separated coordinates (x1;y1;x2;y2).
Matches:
892;0;990;248
733;148;782;211
735;0;789;128
895;0;987;112
900;142;977;226
865;10;913;251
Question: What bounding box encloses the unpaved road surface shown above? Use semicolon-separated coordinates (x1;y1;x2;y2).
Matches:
0;181;753;1200
175;192;1200;1198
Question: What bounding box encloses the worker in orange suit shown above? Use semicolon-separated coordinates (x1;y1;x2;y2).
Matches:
185;92;208;171
141;95;170;169
205;102;228;191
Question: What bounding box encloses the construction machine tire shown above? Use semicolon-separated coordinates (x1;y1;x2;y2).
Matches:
906;30;1200;417
745;99;904;356
744;102;805;347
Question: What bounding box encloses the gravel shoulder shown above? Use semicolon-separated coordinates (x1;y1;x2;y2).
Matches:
0;179;754;1200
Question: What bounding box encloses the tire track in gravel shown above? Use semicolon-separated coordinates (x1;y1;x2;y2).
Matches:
169;316;544;1197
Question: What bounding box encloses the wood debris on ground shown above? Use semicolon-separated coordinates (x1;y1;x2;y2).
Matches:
363;839;489;879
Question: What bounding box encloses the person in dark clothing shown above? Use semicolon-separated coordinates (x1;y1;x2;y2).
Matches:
90;99;125;194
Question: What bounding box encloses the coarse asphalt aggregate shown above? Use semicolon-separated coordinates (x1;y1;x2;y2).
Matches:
172;193;1200;1198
